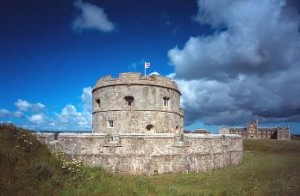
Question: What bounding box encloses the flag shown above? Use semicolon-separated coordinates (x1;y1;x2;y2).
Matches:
145;62;150;69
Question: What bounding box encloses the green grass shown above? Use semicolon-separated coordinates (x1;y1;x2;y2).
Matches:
150;140;300;195
1;124;300;195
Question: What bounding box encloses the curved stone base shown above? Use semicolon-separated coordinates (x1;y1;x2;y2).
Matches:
37;133;243;174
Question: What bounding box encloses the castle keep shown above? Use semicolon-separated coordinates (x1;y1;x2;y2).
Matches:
92;73;183;134
37;73;243;175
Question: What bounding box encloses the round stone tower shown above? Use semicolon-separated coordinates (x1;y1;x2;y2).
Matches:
92;72;184;134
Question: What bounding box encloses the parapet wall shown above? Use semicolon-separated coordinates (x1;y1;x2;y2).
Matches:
37;133;243;175
93;73;180;93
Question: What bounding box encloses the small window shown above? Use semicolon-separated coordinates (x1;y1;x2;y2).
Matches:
95;98;100;107
108;120;114;128
124;96;134;106
163;97;170;106
146;124;154;131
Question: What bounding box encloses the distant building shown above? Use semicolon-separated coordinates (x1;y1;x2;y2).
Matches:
220;120;290;140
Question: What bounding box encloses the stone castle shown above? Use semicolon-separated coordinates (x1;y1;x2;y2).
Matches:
92;72;183;134
220;120;290;140
37;73;243;175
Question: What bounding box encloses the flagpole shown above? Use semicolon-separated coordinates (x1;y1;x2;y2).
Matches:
144;61;150;77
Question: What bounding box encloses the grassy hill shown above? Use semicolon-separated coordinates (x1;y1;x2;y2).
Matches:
1;124;300;195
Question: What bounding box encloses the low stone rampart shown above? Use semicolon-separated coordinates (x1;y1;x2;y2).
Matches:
37;133;242;175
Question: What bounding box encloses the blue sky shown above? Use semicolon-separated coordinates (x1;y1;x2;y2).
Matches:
1;0;300;134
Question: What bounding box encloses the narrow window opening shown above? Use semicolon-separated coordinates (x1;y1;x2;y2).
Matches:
54;132;59;140
108;120;114;128
146;124;154;131
163;97;170;106
95;98;100;107
124;96;134;106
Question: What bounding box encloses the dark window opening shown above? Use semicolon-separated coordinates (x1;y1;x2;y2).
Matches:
95;98;100;107
108;120;114;128
54;132;59;140
163;97;170;106
271;131;278;139
124;96;134;106
146;124;154;131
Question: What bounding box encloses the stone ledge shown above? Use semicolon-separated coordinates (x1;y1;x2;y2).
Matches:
93;109;184;117
184;134;242;139
102;142;122;147
36;133;242;139
120;133;176;138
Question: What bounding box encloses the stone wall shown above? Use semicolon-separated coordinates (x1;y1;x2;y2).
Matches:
36;72;243;175
37;133;243;175
92;73;184;134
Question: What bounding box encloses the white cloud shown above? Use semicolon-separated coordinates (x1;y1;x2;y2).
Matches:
56;104;91;129
168;0;300;126
15;99;31;111
29;113;45;124
55;87;92;130
0;109;10;117
81;87;92;113
72;1;115;32
2;87;92;130
0;108;24;118
31;103;46;112
15;99;45;113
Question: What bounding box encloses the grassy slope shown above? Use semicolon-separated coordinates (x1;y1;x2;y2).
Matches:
0;124;158;196
1;124;299;195
150;140;300;195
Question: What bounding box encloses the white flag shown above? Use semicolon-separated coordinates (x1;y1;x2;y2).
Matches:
145;62;150;68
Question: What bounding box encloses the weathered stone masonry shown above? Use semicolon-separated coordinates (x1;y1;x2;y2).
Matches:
38;133;242;174
92;73;184;134
37;73;243;174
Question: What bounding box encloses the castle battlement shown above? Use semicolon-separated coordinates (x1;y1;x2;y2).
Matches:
93;72;180;94
37;132;242;174
36;72;243;175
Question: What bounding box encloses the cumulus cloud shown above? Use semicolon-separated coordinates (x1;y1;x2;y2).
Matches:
72;1;115;32
15;99;31;111
1;87;92;130
15;99;45;112
56;104;91;129
0;109;23;118
55;87;92;130
168;0;300;126
29;113;45;124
